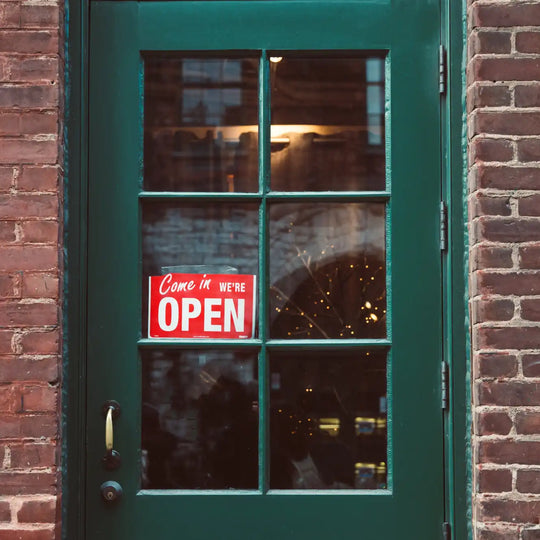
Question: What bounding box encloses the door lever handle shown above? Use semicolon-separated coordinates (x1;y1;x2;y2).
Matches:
102;400;121;470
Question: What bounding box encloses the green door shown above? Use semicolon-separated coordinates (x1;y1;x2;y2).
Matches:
87;1;444;538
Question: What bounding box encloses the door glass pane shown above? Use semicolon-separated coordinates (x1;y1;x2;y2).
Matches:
144;56;259;192
269;203;386;339
270;54;385;191
270;350;387;490
141;349;258;489
141;202;259;337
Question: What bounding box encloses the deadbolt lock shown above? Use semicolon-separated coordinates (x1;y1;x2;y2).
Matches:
100;480;123;503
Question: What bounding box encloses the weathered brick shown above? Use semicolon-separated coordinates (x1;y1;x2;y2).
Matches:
2;442;56;468
20;5;59;28
475;166;540;190
517;470;540;494
0;246;58;272
477;530;519;540
18;166;58;191
0;220;16;242
0;302;58;327
0;167;14;191
472;139;513;164
474;298;514;323
478;468;512;493
472;246;513;270
0;32;58;55
478;326;540;351
0;85;58;109
516;411;540;435
472;193;512;217
520;246;540;270
0;530;54;540
477;218;540;243
0;111;19;135
473;3;540;27
477;411;513;435
470;85;511;108
516;32;540;54
20;331;59;355
0;330;13;354
0;273;22;298
20;112;57;136
0;357;58;383
0;385;16;412
0;500;10;522
520;195;540;217
0;414;57;438
0;139;57;165
479;498;540;523
21;221;58;244
0;194;58;219
477;352;518;378
516;85;540;108
22;274;58;299
478;271;540;296
523;354;540;377
472;31;512;55
0;472;55;496
20;384;56;412
478;381;540;406
522;299;540;321
0;2;20;28
523;530;540;540
473;111;540;136
1;56;59;83
17;498;56;523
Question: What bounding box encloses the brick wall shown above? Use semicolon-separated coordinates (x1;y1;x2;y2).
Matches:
469;1;540;538
0;0;62;537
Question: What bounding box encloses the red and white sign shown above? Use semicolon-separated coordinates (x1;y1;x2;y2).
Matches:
148;273;256;339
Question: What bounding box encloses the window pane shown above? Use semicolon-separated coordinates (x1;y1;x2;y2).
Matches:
141;202;259;337
269;203;386;339
142;349;258;489
270;350;387;490
270;54;385;191
144;56;259;192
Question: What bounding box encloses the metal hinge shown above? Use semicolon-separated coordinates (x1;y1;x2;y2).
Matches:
441;361;449;410
442;521;451;540
440;201;448;251
439;45;447;95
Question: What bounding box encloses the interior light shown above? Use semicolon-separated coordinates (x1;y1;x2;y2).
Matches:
269;56;283;63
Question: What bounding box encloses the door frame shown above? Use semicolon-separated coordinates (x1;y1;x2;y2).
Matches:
62;0;470;537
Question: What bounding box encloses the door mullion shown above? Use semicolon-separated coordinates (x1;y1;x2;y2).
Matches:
258;51;271;493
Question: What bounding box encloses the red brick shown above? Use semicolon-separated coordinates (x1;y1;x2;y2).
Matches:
0;220;16;242
522;299;540;321
518;140;540;163
0;302;58;327
22;274;58;298
516;411;540;435
20;5;59;28
523;354;540;377
21;221;58;243
0;472;55;495
0;111;19;134
0;32;58;55
478;468;512;493
20;331;58;355
0;500;10;522
0;167;14;191
17;499;55;523
478;381;540;406
0;85;58;109
477;411;513;435
0;246;57;272
0;330;13;354
472;139;513;164
516;85;540;108
0;385;16;412
474;110;540;136
0;530;54;540
0;357;58;383
478;272;540;295
18;166;58;191
20;384;56;412
517;470;540;494
478;530;519;540
520;195;540;217
523;530;540;540
473;3;540;27
470;85;511;108
475;166;540;190
0;139;57;165
516;32;540;54
0;273;22;298
0;2;20;28
3;442;55;468
0;414;56;438
0;194;58;219
477;218;540;243
2;56;59;83
520;246;540;270
472;30;512;55
479;498;540;523
472;246;513;270
477;352;518;378
474;298;514;323
478;326;540;350
20;112;57;136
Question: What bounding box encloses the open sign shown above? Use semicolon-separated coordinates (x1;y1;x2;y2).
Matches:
148;273;256;339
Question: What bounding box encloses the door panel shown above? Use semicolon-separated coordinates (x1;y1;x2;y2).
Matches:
88;1;443;538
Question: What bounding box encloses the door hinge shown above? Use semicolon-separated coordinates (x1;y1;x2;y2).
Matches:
440;201;448;252
439;45;447;95
442;521;451;540
441;361;449;410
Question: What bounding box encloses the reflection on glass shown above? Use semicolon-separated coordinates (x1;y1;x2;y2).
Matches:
142;202;258;336
270;351;387;489
269;203;386;339
270;55;386;191
144;56;259;192
141;349;258;489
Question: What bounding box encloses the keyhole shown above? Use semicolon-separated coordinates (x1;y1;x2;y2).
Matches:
106;491;114;500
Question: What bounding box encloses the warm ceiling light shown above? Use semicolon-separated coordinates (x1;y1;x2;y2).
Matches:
269;56;283;63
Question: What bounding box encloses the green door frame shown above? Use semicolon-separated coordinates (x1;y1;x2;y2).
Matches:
62;0;470;538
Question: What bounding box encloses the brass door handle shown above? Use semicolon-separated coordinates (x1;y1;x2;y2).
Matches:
102;400;121;470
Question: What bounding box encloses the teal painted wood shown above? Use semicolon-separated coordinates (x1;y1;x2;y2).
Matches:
87;1;444;538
